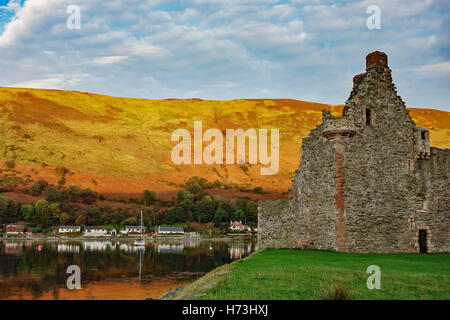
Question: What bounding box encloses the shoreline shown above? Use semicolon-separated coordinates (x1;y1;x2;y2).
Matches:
161;251;258;300
1;235;255;242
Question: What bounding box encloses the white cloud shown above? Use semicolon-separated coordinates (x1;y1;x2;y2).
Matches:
0;0;22;12
87;56;129;65
0;0;447;110
9;73;90;89
414;61;450;76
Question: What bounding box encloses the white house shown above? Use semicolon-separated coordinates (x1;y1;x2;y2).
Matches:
229;221;251;232
158;226;184;234
84;226;108;237
58;226;81;234
126;226;146;234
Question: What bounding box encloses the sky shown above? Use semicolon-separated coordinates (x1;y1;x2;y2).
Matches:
0;0;449;110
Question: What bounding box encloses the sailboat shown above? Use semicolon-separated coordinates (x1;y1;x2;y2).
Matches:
137;246;143;280
133;210;145;246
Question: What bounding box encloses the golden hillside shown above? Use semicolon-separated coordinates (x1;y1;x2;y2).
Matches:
0;87;448;196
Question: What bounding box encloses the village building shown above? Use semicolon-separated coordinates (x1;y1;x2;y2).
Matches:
158;226;185;234
6;223;25;234
185;232;201;238
84;226;108;237
229;221;251;232
58;226;81;233
258;52;449;253
126;226;146;234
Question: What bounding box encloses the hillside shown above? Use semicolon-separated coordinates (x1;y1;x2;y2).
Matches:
0;87;449;198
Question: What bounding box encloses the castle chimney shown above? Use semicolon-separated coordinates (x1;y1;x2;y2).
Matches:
353;73;366;89
366;51;388;70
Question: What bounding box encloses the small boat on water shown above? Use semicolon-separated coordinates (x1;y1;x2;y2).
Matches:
134;210;145;247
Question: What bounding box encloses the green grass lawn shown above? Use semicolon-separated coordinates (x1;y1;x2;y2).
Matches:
174;249;450;300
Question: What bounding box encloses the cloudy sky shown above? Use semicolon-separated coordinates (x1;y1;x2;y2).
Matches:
0;0;449;110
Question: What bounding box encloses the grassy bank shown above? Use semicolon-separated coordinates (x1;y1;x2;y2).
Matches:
169;249;450;300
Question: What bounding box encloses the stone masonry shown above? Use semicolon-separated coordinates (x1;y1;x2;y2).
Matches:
258;51;449;253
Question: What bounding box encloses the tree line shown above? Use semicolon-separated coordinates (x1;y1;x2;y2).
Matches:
0;176;259;232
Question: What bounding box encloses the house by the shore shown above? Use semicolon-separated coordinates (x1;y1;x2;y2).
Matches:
229;221;251;232
84;226;108;237
5;223;25;234
58;226;81;233
158;226;184;235
126;225;146;234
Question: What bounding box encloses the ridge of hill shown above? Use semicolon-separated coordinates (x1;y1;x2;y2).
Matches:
1;87;448;197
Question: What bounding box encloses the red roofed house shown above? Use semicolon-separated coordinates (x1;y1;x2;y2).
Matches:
229;221;251;232
6;224;25;234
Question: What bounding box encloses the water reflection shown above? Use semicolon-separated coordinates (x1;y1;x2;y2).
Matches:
0;239;255;300
57;244;80;253
229;242;253;260
156;244;184;254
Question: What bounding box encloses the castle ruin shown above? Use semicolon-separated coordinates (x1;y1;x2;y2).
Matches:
258;51;449;253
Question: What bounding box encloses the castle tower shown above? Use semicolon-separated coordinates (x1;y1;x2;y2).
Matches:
258;51;449;253
365;51;388;69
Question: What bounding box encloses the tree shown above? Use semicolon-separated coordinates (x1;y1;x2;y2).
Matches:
176;190;194;202
57;175;66;187
152;208;165;225
67;185;82;201
45;187;63;202
113;210;123;225
246;200;258;225
59;212;69;225
87;206;101;225
121;216;137;225
35;199;50;227
213;207;227;228
81;188;97;204
143;190;158;204
177;191;194;221
75;213;86;226
214;196;235;215
235;198;247;212
4;200;20;222
21;204;35;221
0;200;7;224
253;186;264;194
165;207;181;224
0;200;20;224
48;203;61;223
233;209;244;221
29;179;48;196
192;196;215;223
202;195;213;204
184;176;210;196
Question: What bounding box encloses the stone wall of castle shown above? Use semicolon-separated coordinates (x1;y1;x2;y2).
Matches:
410;148;450;252
258;52;449;253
